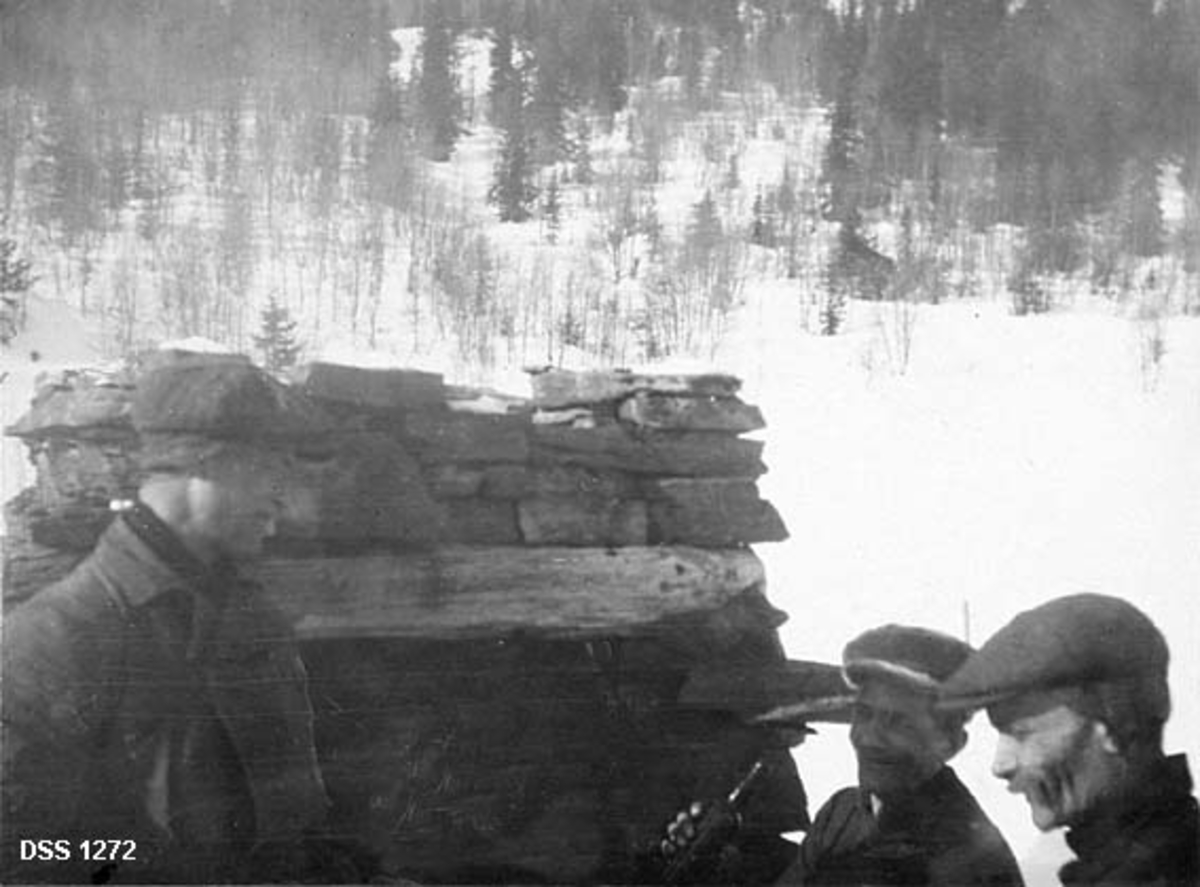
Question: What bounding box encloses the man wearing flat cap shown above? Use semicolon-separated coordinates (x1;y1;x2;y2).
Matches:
662;624;1022;885
2;359;367;883
783;624;1023;885
940;593;1199;886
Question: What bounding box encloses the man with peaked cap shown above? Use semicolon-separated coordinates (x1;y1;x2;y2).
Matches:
1;358;370;884
940;593;1199;886
661;624;1023;885
785;624;1024;885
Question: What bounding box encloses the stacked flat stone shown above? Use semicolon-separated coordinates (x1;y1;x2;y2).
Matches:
2;356;840;885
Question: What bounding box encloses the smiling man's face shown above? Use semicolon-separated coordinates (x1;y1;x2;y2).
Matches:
989;693;1123;831
850;680;956;798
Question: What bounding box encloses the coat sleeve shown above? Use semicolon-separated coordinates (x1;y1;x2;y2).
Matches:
1;587;116;877
792;787;859;883
778;788;863;884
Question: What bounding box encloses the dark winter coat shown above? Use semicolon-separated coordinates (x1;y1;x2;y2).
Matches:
782;765;1024;886
1;505;331;883
1059;753;1199;886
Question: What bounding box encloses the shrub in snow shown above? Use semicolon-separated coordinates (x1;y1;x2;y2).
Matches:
0;236;34;346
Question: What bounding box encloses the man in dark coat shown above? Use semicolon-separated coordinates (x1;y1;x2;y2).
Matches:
940;593;1199;886
662;625;1024;885
1;359;363;884
784;625;1023;885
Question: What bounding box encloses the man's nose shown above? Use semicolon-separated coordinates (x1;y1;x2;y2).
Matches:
991;735;1018;780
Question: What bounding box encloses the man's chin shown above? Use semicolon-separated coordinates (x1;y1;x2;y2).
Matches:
1025;797;1066;832
858;767;913;797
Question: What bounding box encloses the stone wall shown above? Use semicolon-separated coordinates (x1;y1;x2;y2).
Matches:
2;355;846;884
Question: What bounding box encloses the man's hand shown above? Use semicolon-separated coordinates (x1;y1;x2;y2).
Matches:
658;799;747;885
661;801;707;859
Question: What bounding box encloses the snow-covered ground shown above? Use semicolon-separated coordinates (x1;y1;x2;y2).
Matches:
4;284;1199;886
716;285;1200;884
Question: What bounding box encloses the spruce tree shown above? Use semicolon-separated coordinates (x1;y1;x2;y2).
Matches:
1122;155;1165;259
750;188;776;247
489;23;521;127
639;198;664;260
572;118;594;185
416;4;465;162
776;164;804;278
253;295;302;373
820;288;846;336
489;116;538;223
487;20;538;222
724;154;741;191
0;236;34;345
542;173;562;242
687;189;723;268
528;41;575;168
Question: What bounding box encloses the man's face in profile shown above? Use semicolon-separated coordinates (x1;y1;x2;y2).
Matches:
989;692;1123;831
188;447;290;561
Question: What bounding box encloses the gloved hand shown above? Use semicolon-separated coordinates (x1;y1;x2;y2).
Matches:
661;800;746;858
661;800;707;860
657;800;745;884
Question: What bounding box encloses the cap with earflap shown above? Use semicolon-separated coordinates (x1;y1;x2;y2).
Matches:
842;624;974;692
132;358;332;441
938;593;1170;718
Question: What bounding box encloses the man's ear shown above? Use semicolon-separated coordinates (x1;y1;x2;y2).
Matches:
934;719;968;762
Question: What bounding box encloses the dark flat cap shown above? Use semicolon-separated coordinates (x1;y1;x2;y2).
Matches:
843;624;974;692
132;359;331;441
939;594;1170;712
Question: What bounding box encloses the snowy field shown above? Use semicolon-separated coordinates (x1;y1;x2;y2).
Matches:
3;289;1198;885
716;286;1200;884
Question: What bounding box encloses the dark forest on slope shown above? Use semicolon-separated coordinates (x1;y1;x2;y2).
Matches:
2;0;1198;365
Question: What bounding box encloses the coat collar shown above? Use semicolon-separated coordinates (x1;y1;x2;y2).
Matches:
93;502;234;609
858;765;964;832
92;505;259;662
1062;754;1196;881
